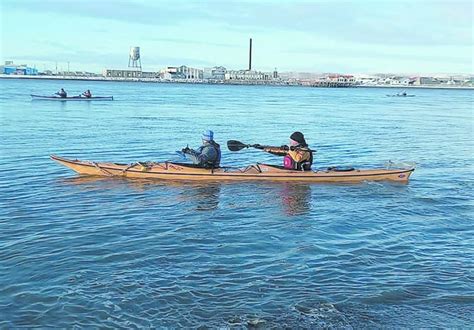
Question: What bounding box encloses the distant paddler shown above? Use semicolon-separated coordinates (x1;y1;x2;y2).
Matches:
55;88;67;98
181;130;221;169
82;89;92;98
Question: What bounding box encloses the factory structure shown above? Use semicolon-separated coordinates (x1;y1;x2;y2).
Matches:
223;38;279;82
103;47;156;78
101;39;279;83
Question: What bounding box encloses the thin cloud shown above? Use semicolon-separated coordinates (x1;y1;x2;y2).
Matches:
4;0;472;47
284;45;472;63
146;37;238;49
2;0;208;27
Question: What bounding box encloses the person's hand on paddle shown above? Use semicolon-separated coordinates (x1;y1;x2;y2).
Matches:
253;144;265;150
181;146;191;154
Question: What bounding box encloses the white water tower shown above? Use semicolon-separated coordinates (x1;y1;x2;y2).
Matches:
128;47;142;69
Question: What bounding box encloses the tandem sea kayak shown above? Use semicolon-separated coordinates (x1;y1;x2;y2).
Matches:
51;155;415;183
31;95;114;101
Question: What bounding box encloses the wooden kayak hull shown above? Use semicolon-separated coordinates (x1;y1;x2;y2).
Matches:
31;95;114;101
51;155;415;183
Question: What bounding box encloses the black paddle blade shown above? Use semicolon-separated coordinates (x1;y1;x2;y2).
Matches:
227;140;248;151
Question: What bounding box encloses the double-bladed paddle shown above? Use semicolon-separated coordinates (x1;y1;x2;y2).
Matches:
227;140;266;151
227;140;316;152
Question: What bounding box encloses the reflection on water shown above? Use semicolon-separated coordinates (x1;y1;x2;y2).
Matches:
59;175;113;185
180;183;221;211
58;175;222;211
58;176;312;214
278;183;312;216
58;175;150;191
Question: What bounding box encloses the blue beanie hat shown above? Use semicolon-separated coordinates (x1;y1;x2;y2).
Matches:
202;130;214;141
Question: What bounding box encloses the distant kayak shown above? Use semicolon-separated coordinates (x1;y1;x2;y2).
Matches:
31;94;114;101
51;155;415;183
386;94;415;97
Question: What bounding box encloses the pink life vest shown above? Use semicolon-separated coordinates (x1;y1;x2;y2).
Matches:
283;155;295;169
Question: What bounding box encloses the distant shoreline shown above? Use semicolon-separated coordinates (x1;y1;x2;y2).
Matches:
1;74;473;90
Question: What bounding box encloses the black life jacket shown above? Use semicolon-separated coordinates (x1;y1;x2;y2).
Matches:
301;151;313;171
295;147;313;171
204;141;221;169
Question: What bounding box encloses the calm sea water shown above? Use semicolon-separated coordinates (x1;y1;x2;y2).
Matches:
0;79;473;327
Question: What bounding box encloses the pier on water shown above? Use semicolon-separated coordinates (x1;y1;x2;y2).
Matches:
310;81;357;88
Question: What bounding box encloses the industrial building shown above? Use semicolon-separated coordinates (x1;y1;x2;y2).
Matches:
225;70;272;81
177;65;203;79
1;61;38;75
203;66;226;80
102;69;161;78
161;66;203;80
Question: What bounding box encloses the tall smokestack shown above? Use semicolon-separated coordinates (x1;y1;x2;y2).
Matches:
248;38;252;71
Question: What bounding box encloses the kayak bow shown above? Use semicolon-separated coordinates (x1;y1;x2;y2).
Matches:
51;155;415;183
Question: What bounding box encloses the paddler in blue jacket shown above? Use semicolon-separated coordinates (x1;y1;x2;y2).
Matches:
56;88;67;98
182;130;221;168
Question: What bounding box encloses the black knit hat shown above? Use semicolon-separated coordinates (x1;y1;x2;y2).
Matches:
290;131;306;145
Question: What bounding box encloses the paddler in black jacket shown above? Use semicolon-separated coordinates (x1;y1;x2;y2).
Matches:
82;89;92;98
260;131;313;170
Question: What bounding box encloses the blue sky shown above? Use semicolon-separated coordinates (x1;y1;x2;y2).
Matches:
1;0;472;74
